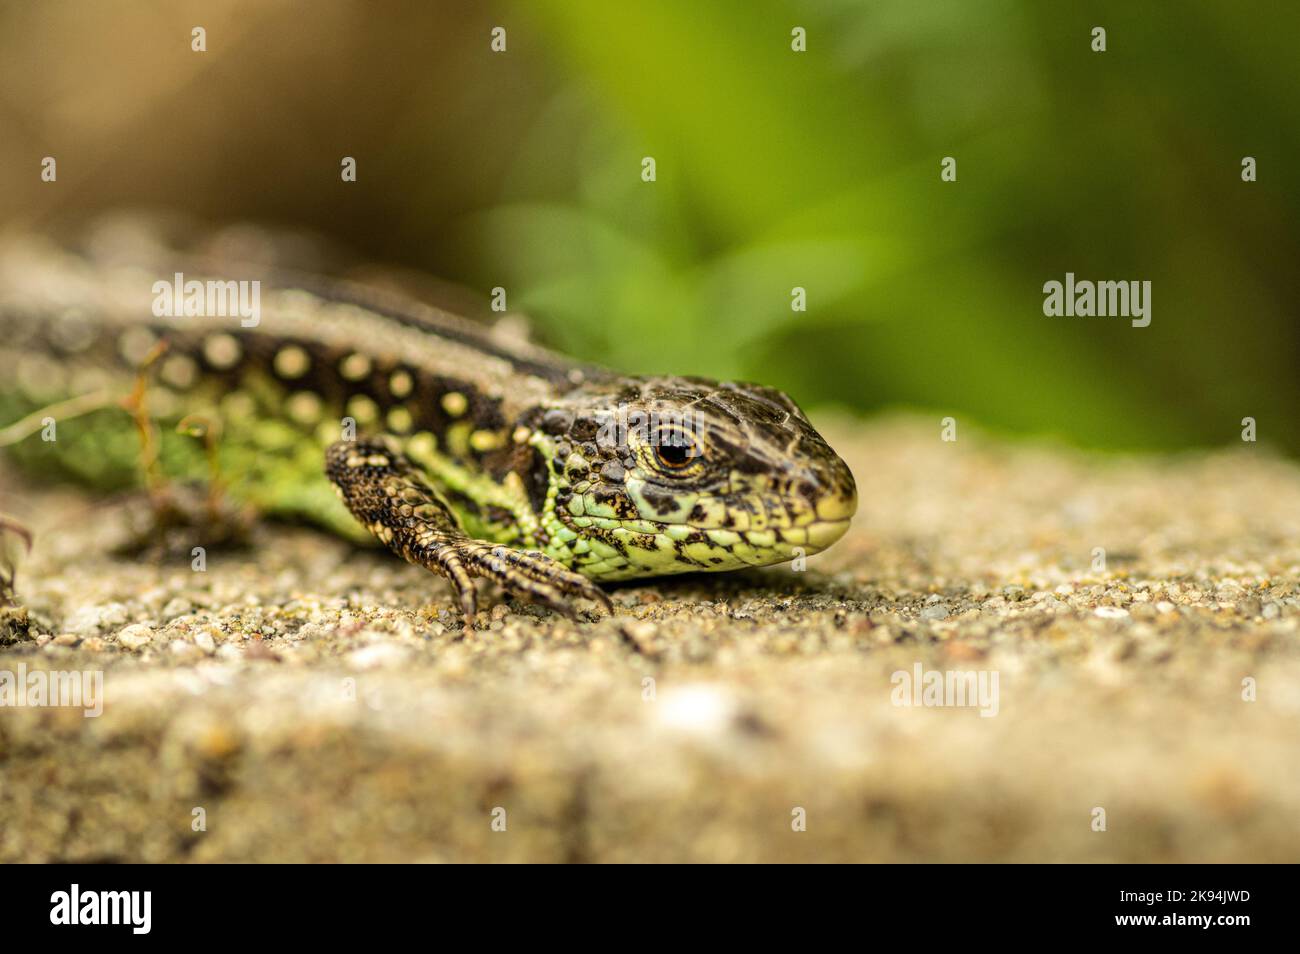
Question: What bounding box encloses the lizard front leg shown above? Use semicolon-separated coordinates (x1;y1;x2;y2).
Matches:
325;439;612;634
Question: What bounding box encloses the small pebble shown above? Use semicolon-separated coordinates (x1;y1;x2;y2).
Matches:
346;642;413;670
162;597;193;620
64;602;130;637
116;623;155;650
170;639;202;661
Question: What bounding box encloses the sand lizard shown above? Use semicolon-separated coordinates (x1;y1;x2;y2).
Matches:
0;221;857;632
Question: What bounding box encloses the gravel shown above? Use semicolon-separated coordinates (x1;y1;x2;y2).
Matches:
2;414;1300;862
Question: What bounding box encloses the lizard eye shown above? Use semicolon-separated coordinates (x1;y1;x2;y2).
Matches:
652;428;701;471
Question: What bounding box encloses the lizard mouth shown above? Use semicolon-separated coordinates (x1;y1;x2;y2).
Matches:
793;517;854;552
724;485;856;564
724;517;852;566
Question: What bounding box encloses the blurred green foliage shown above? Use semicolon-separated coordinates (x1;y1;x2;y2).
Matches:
450;0;1300;452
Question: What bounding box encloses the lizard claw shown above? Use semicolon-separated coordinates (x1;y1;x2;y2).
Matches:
466;544;613;621
326;439;613;632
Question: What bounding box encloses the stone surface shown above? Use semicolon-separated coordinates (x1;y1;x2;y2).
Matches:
2;415;1300;862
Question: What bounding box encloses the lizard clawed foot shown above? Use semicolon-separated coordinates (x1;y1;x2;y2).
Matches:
114;484;256;559
0;514;33;644
326;439;613;634
0;514;32;601
458;542;614;624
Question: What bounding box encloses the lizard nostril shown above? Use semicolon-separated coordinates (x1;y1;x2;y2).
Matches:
799;454;857;522
797;479;821;505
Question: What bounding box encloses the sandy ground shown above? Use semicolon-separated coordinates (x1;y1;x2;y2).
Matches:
3;414;1300;862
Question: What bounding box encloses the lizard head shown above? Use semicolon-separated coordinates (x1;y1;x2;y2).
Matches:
532;375;857;579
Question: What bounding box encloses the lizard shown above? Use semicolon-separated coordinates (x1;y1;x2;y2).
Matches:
0;220;857;633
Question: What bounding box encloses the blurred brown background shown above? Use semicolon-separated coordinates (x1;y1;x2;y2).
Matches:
3;0;1299;452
